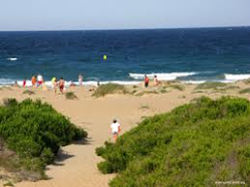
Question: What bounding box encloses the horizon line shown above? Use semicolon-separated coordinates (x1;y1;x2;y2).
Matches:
0;25;249;32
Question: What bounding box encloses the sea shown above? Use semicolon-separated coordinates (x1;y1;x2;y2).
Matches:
0;27;250;86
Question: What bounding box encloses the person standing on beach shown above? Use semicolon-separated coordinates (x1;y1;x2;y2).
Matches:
78;74;83;86
23;79;26;87
51;77;57;93
59;77;65;93
31;75;36;88
37;74;43;87
144;75;149;87
153;75;160;86
110;119;121;141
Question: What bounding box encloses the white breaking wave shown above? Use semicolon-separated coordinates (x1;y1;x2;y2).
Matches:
224;74;250;81
7;57;18;61
129;72;197;81
182;80;206;84
0;78;15;85
182;79;235;85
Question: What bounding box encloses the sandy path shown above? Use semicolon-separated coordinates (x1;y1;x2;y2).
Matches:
1;83;246;187
3;87;183;187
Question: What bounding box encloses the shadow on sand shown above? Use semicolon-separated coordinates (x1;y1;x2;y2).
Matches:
51;137;92;167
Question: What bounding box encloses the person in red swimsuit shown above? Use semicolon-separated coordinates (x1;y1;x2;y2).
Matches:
59;77;65;93
144;75;149;87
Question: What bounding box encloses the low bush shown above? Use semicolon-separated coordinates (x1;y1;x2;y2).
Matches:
96;96;250;186
93;84;128;97
239;88;250;94
159;89;167;93
224;85;240;90
0;98;87;180
168;84;185;91
23;90;35;95
65;92;78;100
195;82;227;90
243;79;250;84
139;105;150;110
135;90;158;96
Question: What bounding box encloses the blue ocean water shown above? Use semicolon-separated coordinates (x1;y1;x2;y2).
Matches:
0;27;250;85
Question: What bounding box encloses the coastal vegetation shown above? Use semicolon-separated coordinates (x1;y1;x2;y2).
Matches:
65;91;78;100
139;105;150;110
239;88;250;94
23;90;35;95
96;96;250;186
93;84;128;97
243;79;250;84
0;98;87;181
135;90;159;96
168;84;185;91
195;82;227;90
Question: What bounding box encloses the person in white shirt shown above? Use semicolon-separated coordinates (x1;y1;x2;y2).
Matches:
37;74;43;87
110;119;121;141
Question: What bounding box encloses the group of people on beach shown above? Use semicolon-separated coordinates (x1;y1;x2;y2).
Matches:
144;75;160;87
31;74;66;93
21;74;84;93
20;74;159;141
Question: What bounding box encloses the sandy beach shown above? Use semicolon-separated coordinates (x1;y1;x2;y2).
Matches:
1;80;250;187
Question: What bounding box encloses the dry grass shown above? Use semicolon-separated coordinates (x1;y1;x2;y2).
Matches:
65;92;78;100
139;105;150;110
239;88;250;94
23;90;35;95
168;84;185;91
135;90;158;96
195;82;227;90
93;84;128;97
243;79;250;84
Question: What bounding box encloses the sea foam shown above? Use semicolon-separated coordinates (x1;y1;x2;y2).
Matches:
224;74;250;81
0;78;15;85
129;72;197;81
7;57;18;61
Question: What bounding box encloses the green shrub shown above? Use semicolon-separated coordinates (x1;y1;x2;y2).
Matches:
159;89;167;93
195;82;227;90
2;98;18;107
3;181;14;186
0;98;87;180
135;90;158;96
224;85;240;90
130;90;137;95
139;105;150;110
168;84;185;91
243;79;250;84
96;96;250;186
93;84;128;97
239;88;250;94
65;92;78;99
23;90;35;95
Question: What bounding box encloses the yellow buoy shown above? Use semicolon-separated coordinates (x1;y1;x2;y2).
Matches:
103;55;107;60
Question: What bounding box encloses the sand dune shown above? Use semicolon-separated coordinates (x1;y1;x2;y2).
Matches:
0;81;249;187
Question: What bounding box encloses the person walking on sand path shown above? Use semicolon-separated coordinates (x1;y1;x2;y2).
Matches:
59;77;65;93
110;119;121;141
144;75;149;88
